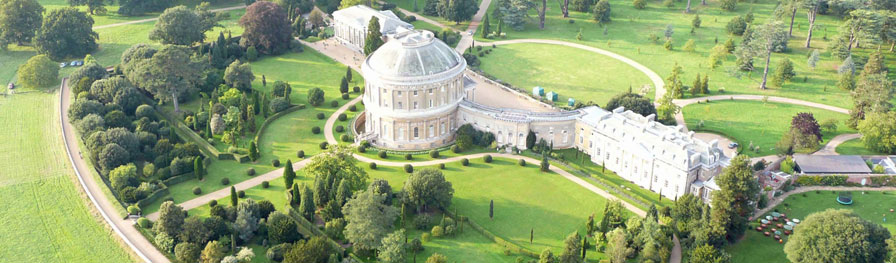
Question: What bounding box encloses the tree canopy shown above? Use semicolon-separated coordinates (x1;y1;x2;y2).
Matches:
785;209;890;263
342;188;399;251
403;168;455;213
0;0;44;49
240;1;292;54
605;93;656;117
17;54;59;89
125;45;203;112
150;5;222;45
34;7;98;60
301;145;368;191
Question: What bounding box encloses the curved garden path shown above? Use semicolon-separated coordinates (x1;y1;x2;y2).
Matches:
91;5;247;30
60;79;165;263
813;133;862;156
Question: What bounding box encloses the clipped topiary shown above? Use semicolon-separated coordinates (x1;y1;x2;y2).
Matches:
404;164;414;173
349;105;357;112
335;125;344;133
272;159;281;167
451;145;460;153
359;145;367;153
311;126;321;134
316;113;325;119
319;141;329;149
430;150;439;158
369;162;378;169
209;200;218;207
262;181;270;188
338;113;347;121
341;93;350;100
137;217;151;228
193;187;202;195
379;151;388;158
518;159;526;166
221;177;230;185
484;155;493;163
247;168;256;176
238;190;246;198
340;134;351;142
297;150;305;158
461;158;469;166
439;163;445;169
405;154;412;160
330;100;339;107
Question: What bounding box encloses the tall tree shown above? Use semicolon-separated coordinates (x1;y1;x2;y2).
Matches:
738;21;788;89
126;45;203;112
224;60;256;92
240;1;292;54
403;168;455;213
153;201;187;238
690;244;731;263
558;232;584;263
17;55;59;89
34;7;98;60
150;5;222;45
342;188;399;252
858;111;896;154
447;0;479;24
605;93;656;117
709;155;759;243
364;17;384;55
378;230;406;263
606;228;630;263
299;184;315;221
0;0;44;49
283;159;296;189
785;209;890;263
68;0;106;15
301;145;368;191
849;73;893;128
538;0;547;29
592;0;611;24
804;0;821;47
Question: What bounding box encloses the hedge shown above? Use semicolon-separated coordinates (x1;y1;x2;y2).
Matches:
794;175;849;186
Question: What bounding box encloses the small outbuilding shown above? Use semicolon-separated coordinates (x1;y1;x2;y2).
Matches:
793;155;872;175
567;98;575;106
532;86;544;97
545;91;558;102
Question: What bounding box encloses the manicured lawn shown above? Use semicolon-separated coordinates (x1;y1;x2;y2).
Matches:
727;190;896;262
411;19;447;33
477;42;654;107
836;138;889;156
368;158;614;261
683;100;854;156
332;101;365;145
0;93;131;262
552;149;674;210
474;0;896;109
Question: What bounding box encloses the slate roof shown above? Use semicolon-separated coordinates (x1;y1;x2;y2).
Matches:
793;154;872;174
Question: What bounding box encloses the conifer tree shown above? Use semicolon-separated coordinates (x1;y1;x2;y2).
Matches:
283;160;296;189
363;17;383;55
248;141;259;162
194;156;204;180
481;15;490;38
230;186;238;206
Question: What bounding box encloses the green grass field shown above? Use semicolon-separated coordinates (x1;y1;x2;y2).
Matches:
553;149;674;210
727;190;896;263
477;42;654;106
369;158;613;261
0;92;132;262
473;0;896;109
835;138;888;156
1;2;244;88
683;100;854;156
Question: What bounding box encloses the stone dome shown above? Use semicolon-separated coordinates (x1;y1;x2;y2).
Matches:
365;30;463;78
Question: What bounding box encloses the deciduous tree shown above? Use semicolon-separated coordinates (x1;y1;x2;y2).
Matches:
0;0;44;49
785;209;890;263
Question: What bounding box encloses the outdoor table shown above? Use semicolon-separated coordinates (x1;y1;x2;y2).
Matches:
793;219;800;223
784;225;793;231
761;219;769;224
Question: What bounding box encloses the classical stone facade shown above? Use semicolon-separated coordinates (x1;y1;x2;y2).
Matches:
575;107;729;201
332;5;413;52
338;8;728;202
361;30;470;150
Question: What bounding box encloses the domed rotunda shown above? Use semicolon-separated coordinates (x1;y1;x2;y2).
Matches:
360;30;470;150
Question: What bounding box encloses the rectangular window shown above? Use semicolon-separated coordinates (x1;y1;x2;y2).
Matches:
413;91;418;96
397;91;402;96
429;100;433;108
429;125;434;137
429;89;433;94
398;102;403;109
440;122;446;134
413;102;418;109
